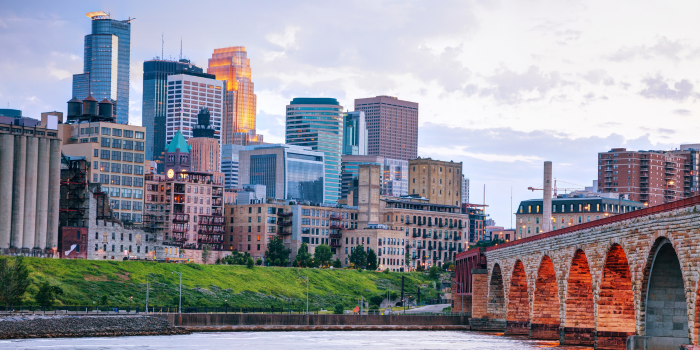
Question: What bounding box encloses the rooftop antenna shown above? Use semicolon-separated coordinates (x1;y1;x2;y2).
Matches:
161;33;164;60
180;37;182;60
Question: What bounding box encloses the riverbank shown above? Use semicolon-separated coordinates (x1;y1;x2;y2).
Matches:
0;315;188;339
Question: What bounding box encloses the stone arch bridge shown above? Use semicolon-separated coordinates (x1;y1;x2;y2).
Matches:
454;196;700;350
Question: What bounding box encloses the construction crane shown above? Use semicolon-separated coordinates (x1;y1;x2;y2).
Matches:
528;179;583;197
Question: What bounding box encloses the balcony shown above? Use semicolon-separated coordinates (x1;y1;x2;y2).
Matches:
454;235;462;241
198;237;224;245
212;189;223;197
449;246;456;252
412;232;421;238
329;214;342;220
173;213;189;223
278;212;293;217
278;230;292;235
278;220;292;226
330;239;342;247
172;224;188;233
329;224;344;230
198;226;225;234
329;231;342;238
422;233;431;239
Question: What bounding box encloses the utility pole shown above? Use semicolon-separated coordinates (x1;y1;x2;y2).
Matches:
146;278;149;313
299;275;309;314
172;271;182;314
401;276;405;314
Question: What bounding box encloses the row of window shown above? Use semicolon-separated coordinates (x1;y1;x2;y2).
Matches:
95;244;148;254
103;187;143;199
96;127;143;139
99;175;145;188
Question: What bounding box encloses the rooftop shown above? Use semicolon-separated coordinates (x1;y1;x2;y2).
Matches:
290;98;339;106
165;130;191;154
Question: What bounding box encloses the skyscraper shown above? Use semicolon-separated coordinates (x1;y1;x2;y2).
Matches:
189;108;220;174
342;111;367;155
142;59;210;173
285;98;343;203
165;74;224;146
207;47;260;145
354;95;418;161
72;12;132;124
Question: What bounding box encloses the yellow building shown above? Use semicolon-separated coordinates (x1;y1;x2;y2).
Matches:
408;157;463;206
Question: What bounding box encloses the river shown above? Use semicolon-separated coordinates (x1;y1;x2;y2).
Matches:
0;331;593;349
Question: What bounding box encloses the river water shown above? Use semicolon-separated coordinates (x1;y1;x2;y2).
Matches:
0;331;594;350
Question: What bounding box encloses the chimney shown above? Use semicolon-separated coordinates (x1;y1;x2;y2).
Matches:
542;161;553;233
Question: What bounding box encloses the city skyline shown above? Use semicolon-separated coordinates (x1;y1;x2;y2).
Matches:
2;1;699;226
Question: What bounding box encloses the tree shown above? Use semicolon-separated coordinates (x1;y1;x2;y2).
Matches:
349;245;367;270
246;256;254;269
256;258;262;266
332;258;342;269
0;256;30;307
369;295;384;307
313;244;333;268
405;248;411;267
265;236;291;266
293;243;313;268
201;245;211;264
366;249;378;271
442;261;454;271
333;303;345;314
100;295;109;305
428;265;440;280
35;282;63;308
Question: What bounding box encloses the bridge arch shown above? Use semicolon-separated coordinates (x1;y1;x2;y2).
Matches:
531;255;560;340
639;237;689;345
487;263;506;320
506;260;529;334
597;243;635;348
562;249;594;345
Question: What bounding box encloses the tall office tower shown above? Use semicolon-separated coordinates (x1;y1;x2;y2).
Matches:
285;98;343;203
189;108;220;173
342;111;367;155
207;47;260;144
461;175;470;204
354;96;418;161
382;158;408;197
142;59;209;173
409;157;463;206
72;12;132;124
597;147;699;205
165;74;223;146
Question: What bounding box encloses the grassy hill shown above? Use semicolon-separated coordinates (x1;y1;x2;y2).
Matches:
12;257;442;310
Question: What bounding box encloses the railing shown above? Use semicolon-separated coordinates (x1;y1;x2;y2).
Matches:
329;232;342;238
329;224;344;229
278;230;292;235
278;212;293;217
278;221;292;226
198;227;225;234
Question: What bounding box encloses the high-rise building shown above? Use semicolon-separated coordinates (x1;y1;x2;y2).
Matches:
340;155;384;202
462;175;470;204
72;12;132;124
597;147;700;206
189;108;221;174
409;157;463;206
354;96;418;161
238;144;325;204
382;158;408;197
342;111;367;155
221;144;246;190
207;47;260;145
165;74;223;146
141;59;210;173
285;98;343;203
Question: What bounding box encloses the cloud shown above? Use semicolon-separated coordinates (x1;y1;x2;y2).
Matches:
580;69;614;86
672;109;692;116
639;76;697;101
479;66;568;104
606;36;689;62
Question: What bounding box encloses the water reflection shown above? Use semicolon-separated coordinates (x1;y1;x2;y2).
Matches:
0;331;596;350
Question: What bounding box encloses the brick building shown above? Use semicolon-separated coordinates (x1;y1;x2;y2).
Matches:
597;146;700;206
353;95;418;161
408;157;463;206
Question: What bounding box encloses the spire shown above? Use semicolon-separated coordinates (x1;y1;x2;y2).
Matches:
165;130;192;153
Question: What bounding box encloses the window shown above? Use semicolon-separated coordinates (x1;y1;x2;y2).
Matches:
110;175;120;185
122;152;133;162
123;140;133;150
122;164;132;174
122;176;132;186
112;129;122;137
133;189;143;199
101;127;110;135
134;165;144;175
94;149;99;157
100;150;110;159
134;154;144;163
135;142;144;151
135;131;144;139
112;139;121;149
99;174;109;184
123;130;133;138
111;163;121;173
121;188;132;198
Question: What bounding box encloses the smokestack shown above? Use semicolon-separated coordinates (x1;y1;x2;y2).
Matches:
542;161;553;233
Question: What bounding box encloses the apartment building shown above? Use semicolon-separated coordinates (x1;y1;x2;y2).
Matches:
408;157;463;206
165;74;223;145
354;95;418;161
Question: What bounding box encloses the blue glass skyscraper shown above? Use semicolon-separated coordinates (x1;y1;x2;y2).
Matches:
285;98;343;203
72;12;131;124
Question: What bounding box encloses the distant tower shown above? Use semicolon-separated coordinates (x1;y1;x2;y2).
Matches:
164;130;192;177
72;11;131;124
542;161;553;233
189;108;220;173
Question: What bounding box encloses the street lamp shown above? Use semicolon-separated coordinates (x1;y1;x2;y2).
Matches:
299;275;308;314
665;180;675;204
172;271;182;314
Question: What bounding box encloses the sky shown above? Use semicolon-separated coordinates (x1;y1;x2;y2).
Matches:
2;0;699;227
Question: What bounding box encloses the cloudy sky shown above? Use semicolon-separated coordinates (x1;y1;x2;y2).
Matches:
2;0;699;227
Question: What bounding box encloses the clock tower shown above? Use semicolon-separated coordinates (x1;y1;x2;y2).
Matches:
164;130;192;175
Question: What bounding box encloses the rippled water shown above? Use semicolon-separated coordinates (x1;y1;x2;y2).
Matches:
0;331;594;350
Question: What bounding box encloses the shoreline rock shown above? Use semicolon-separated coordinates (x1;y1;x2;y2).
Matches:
0;315;189;340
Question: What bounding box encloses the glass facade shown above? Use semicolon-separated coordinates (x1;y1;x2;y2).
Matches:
142;59;206;173
287;155;324;204
72;16;131;124
382;158;408;197
340;156;383;200
221;144;246;190
165;75;223;147
285;98;343;203
342;111;367;155
250;154;277;198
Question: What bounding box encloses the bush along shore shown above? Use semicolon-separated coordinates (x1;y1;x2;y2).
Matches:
0;315;188;339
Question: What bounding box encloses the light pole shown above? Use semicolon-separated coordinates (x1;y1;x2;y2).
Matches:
665;180;675;204
299;275;308;314
172;271;182;314
455;281;464;315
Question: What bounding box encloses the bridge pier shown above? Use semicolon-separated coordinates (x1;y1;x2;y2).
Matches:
529;323;560;340
469;268;505;331
504;321;528;335
561;327;594;346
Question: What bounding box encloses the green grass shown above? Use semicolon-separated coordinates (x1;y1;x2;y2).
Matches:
12;257;442;310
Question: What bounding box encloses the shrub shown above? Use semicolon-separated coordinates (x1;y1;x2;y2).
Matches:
333;304;345;314
256;259;262;266
246;257;254;269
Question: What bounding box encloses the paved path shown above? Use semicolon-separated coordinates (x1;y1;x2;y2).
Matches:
402;303;451;314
